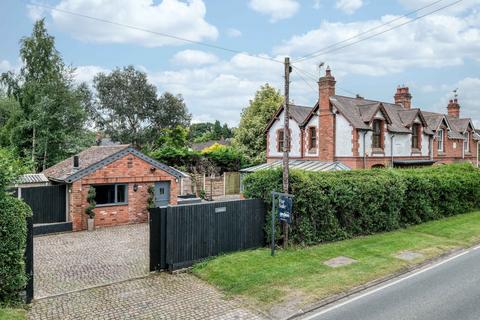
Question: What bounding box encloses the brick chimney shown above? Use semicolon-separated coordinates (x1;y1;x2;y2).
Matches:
318;66;336;162
394;86;412;109
447;98;460;118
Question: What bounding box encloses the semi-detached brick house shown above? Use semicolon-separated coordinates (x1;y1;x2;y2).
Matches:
42;145;186;231
265;68;480;169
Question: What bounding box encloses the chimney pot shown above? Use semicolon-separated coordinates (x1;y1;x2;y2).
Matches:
394;86;412;109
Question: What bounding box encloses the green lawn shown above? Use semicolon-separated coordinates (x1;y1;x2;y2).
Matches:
193;211;480;309
0;309;26;320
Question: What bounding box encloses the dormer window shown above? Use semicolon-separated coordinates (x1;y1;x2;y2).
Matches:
464;131;470;153
437;129;444;152
411;123;421;149
372;119;383;149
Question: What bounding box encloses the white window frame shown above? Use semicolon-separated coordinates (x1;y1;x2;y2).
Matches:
437;129;444;152
464;132;470;153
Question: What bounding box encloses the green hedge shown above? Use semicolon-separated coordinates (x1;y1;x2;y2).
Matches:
242;164;480;245
0;148;31;306
0;196;31;306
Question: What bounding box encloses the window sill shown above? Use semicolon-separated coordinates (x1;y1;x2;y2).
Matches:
372;148;384;155
95;203;128;208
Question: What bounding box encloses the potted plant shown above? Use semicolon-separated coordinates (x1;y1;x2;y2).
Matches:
85;186;96;231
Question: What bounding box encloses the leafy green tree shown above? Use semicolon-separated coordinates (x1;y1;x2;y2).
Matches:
93;65;157;148
155;125;189;149
233;84;283;164
153;92;191;129
0;19;91;171
190;121;233;143
93;66;191;148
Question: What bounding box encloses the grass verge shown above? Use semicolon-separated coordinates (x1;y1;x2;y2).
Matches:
193;211;480;310
0;309;26;320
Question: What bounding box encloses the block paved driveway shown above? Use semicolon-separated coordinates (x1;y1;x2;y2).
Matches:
29;224;263;319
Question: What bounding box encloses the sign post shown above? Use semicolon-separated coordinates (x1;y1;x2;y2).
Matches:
271;191;294;256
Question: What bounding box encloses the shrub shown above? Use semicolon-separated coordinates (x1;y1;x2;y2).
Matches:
242;163;480;246
85;187;96;219
0;147;32;306
0;196;32;306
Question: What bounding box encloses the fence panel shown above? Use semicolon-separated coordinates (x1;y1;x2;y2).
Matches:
225;172;240;195
21;185;66;224
150;199;266;271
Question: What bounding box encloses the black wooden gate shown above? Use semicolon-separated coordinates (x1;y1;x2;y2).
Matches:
21;185;66;224
150;199;266;271
25;216;34;303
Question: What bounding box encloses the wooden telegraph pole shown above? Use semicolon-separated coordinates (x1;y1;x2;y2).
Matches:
282;57;291;248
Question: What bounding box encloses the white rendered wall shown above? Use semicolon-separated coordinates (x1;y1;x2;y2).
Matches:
421;133;430;156
268;110;302;158
336;114;353;157
386;133;411;157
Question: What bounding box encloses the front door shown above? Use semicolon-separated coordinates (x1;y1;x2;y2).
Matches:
154;181;170;207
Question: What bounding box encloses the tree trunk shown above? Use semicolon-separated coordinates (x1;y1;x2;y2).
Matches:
32;125;36;165
42;137;48;171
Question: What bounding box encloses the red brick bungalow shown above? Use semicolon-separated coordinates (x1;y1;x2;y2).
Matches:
42;144;186;231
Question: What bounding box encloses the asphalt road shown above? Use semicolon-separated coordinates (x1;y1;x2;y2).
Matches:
304;246;480;320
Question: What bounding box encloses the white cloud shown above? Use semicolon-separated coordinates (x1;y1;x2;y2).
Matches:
274;10;480;77
248;0;300;22
171;50;219;66
0;60;13;73
336;0;363;14
441;78;480;125
398;0;478;15
313;0;322;10
73;65;110;85
226;28;242;38
43;0;218;47
149;53;285;126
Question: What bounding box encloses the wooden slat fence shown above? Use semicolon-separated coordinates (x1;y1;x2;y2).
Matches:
150;199;266;271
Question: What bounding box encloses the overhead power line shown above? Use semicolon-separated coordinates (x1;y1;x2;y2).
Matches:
294;0;463;63
28;3;284;65
292;65;357;97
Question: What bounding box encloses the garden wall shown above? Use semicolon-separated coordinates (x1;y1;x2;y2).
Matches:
242;164;480;245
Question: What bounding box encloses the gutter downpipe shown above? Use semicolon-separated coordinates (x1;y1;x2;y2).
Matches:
429;135;434;161
362;130;367;169
390;134;395;168
477;142;479;168
462;138;465;160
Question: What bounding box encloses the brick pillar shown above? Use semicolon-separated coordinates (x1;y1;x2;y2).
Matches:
394;86;412;109
447;98;460;118
318;67;336;161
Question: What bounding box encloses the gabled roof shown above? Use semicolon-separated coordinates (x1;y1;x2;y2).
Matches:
422;111;450;131
42;145;186;183
264;104;313;133
447;117;474;133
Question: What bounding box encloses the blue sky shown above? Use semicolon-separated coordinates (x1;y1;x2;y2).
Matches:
1;0;479;126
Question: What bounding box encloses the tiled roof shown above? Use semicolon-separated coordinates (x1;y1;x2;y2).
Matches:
330;95;472;137
240;160;351;173
42;145;187;183
191;138;230;151
43;145;131;181
290;105;313;124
